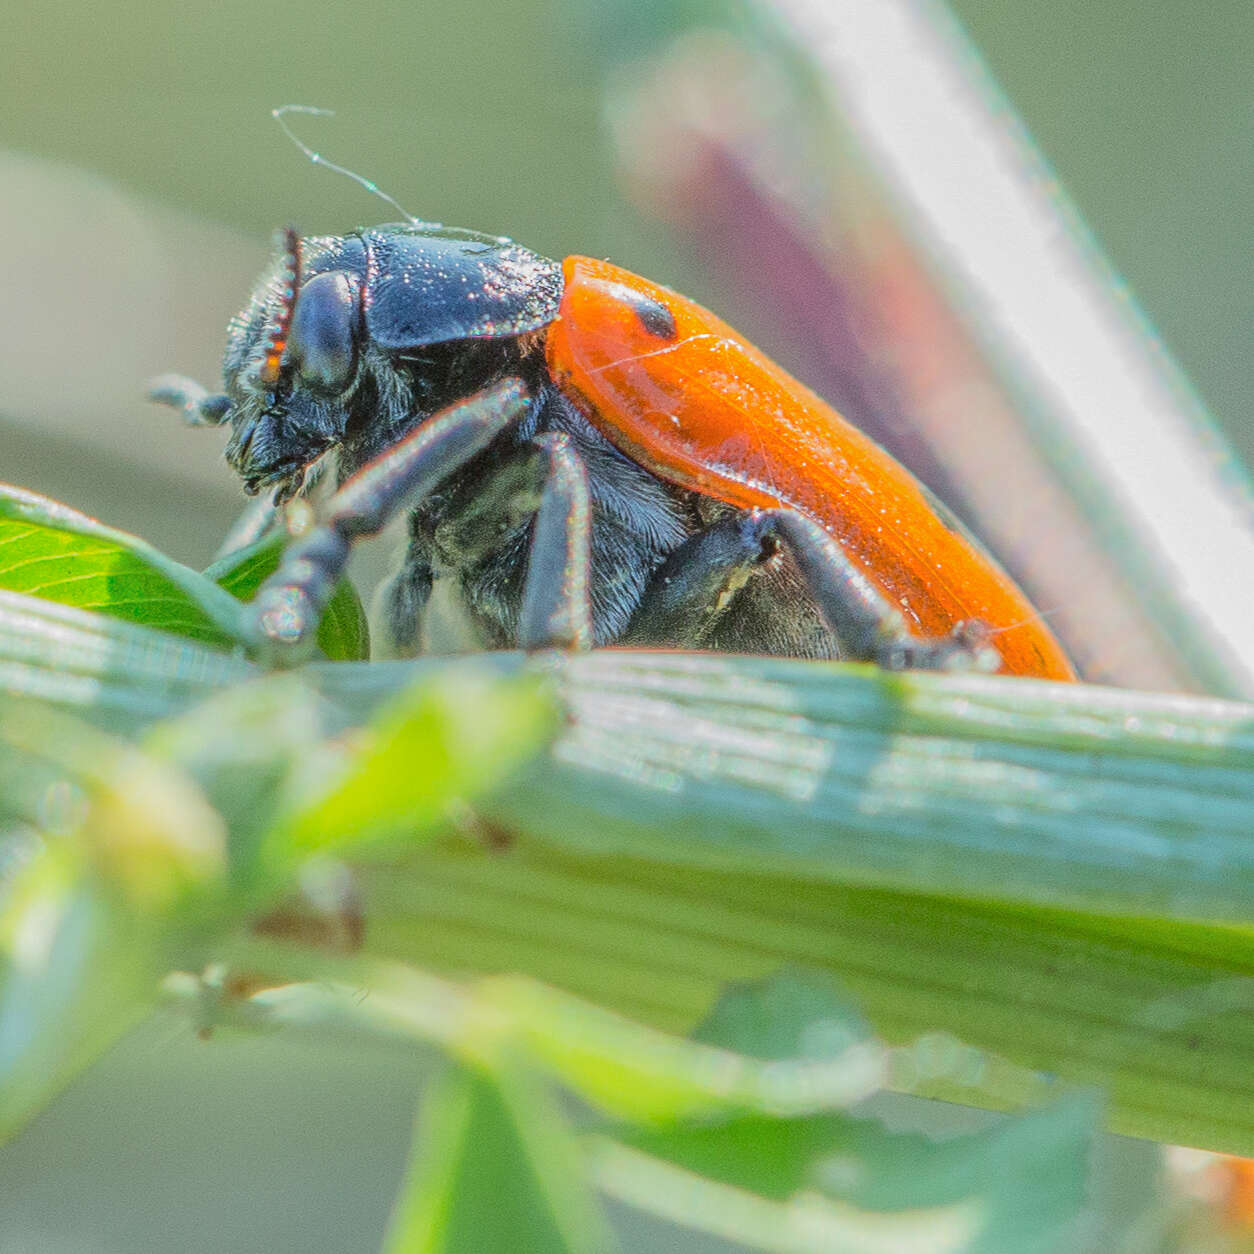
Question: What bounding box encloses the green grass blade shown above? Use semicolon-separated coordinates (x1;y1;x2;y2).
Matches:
0;589;252;726
10;633;1254;1150
490;651;1254;924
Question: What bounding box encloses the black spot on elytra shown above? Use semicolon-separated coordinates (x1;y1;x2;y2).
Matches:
629;290;677;340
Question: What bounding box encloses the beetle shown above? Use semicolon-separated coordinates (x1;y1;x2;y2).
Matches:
151;222;1075;679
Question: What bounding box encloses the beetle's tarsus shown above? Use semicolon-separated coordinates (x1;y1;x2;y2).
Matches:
241;583;320;667
873;621;1000;675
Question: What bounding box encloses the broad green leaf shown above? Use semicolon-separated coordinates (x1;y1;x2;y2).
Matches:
610;1097;1095;1254
0;484;245;646
207;533;369;661
384;1058;613;1254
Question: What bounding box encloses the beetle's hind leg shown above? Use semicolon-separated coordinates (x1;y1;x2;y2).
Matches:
624;508;997;673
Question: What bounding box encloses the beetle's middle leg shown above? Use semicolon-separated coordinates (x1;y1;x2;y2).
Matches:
624;508;996;672
382;428;594;654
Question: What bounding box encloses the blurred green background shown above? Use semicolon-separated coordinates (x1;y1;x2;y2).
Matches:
1;0;1251;1248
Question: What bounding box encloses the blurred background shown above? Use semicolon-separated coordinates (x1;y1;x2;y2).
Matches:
5;0;1254;543
3;0;1254;1248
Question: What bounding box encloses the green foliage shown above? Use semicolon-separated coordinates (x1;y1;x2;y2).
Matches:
6;486;1254;1250
0;484;245;646
386;1058;611;1254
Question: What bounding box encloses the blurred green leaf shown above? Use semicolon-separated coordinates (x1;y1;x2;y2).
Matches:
0;840;146;1141
0;698;227;912
143;675;341;892
166;953;1086;1253
175;952;884;1133
137;661;554;896
270;666;555;865
207;533;369;661
482;975;883;1125
610;1097;1095;1254
0;484;245;646
384;1058;613;1254
591;1136;981;1254
693;969;873;1061
0;699;228;1142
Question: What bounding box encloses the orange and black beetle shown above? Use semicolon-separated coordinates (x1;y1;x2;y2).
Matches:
152;222;1074;680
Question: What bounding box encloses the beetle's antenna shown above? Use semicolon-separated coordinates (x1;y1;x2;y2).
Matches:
259;226;301;386
273;105;418;224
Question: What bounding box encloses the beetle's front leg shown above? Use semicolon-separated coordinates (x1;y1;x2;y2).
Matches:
249;379;531;660
626;508;997;672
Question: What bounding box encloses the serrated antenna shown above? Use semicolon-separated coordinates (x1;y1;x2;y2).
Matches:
258;225;301;386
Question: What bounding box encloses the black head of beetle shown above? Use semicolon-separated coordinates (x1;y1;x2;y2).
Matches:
218;223;562;501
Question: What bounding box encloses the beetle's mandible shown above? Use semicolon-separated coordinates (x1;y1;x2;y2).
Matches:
151;222;1075;680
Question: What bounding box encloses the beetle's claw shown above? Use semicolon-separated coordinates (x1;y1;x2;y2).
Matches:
247;584;319;667
947;620;1001;674
875;620;1000;676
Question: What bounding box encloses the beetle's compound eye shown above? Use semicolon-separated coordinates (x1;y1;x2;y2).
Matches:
285;270;362;394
